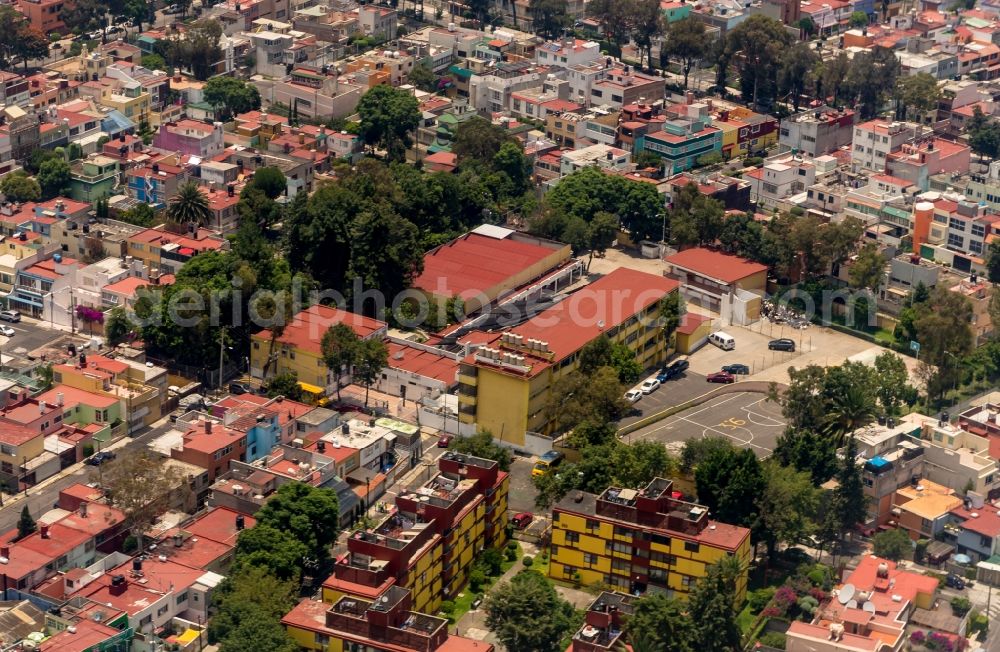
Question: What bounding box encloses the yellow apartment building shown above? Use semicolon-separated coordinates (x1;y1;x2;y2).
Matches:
321;452;508;614
457;267;679;449
551;477;752;604
52;354;163;432
250;304;388;390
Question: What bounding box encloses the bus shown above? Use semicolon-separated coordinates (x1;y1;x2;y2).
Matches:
532;450;565;477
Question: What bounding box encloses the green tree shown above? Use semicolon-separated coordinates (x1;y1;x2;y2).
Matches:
14;28;49;71
357;84;421;161
37;157;71;200
448;430;513;471
141;53;166;71
913;287;974;401
354;337;388;407
844;46;901;119
968;106;1000;160
625;594;694;652
874;352;911;416
265;371;305;401
757;461;819;559
872;528;912;562
119;203;156;227
610;341;642;384
168;181;212;225
798;16;817;38
895;72;941;126
578;335;613;374
668;182;724;247
688;557;743;652
586;212;618;269
778;43;819;112
849;242;886;291
724;15;794;111
17;506;36;540
695;446;765;537
254;482;340;566
660;291;684;347
849;10;869;28
247;166;287;199
453;116;517;164
204;76;262;120
530;0;570;40
0;172;41;203
987;239;1000;284
484;570;577;651
832;435;868;539
680;436;734;474
823;383;876;440
233;525;310;581
407;62;437;92
104;307;133;346
548;366;629;434
773;428;840;484
629;0;665;71
347;203;423;313
321;324;359;400
209;566;298;646
663;17;711;88
586;0;631;47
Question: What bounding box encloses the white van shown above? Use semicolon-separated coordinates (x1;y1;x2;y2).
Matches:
709;331;736;351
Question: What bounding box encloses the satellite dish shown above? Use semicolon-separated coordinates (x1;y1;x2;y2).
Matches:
839;583;856;604
846;600;858;609
862;601;876;614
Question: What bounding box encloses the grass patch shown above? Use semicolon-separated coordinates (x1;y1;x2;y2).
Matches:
443;542;522;623
737;604;756;635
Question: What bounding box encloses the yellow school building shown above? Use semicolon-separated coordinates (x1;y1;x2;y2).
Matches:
457;267;679;449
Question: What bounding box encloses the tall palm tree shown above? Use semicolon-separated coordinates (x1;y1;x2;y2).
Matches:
823;384;876;443
167;181;211;226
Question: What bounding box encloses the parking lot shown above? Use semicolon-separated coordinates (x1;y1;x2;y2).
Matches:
626;392;786;457
619;371;710;428
688;319;921;385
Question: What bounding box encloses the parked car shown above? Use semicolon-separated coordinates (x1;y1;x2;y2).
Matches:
706;371;736;384
0;310;21;323
722;363;749;375
945;574;966;590
86;451;117;466
510;512;533;529
624;388;643;402
657;357;690;382
0;326;14;337
768;338;796;352
639;378;660;394
436;434;453;448
229;381;252;395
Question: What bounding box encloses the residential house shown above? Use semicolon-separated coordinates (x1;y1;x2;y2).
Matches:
152;120;225;159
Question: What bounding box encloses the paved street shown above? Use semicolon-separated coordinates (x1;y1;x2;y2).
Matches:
618;371;710;428
0;417;177;532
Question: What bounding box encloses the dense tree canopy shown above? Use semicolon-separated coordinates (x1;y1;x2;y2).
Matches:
485;570;577;651
357;85;421;161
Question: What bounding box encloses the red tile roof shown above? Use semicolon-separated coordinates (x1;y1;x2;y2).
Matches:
386;341;459;385
509;268;678;366
256;305;386;357
665;247;768;285
414;233;563;302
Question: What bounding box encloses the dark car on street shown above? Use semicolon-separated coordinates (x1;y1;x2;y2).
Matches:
722;363;750;375
657;357;690;382
86;451;117;466
768;338;796;352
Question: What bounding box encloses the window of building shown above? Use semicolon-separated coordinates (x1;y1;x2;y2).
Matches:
684;541;700;553
947;233;964;249
584;552;599;565
610;541;630;554
949;217;967;231
564;531;580;544
586;519;600;531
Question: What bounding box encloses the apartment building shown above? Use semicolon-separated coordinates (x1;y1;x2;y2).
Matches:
68;155;119;203
945;500;1000;563
152;120;225;158
559;144;630;176
744;154;837;211
910;193;998;273
850;119;917;172
284;586;493;652
886;138;971;191
635;108;722;174
126;160;190;209
52;353;164;433
125;225;228;275
170;417;249;483
250;304;388;388
321;451;508;614
550;477;752;602
590;66;665;110
457;268;678;450
853;417;927;528
269;67;364;121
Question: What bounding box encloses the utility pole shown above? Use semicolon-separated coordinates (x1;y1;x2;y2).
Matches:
218;327;226;392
